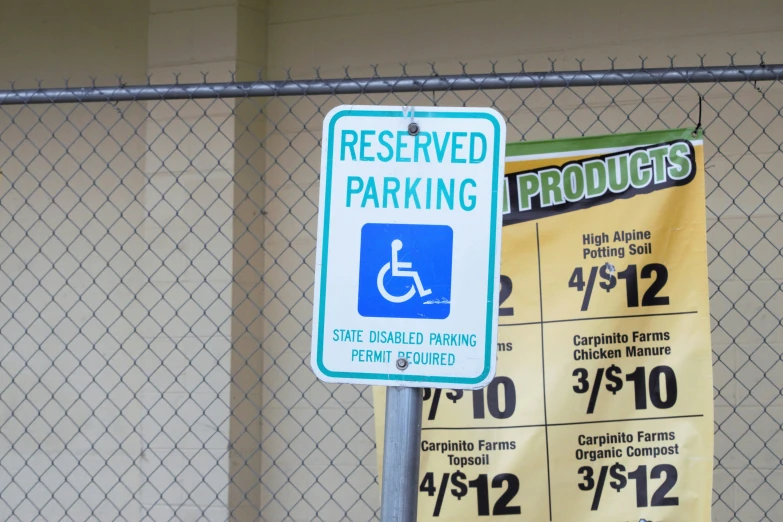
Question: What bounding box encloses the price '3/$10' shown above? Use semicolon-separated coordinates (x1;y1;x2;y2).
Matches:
573;365;678;414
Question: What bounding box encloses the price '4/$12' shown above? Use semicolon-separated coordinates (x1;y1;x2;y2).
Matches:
419;471;522;517
568;263;670;311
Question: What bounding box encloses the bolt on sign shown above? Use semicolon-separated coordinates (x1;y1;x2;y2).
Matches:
374;128;714;521
311;105;507;388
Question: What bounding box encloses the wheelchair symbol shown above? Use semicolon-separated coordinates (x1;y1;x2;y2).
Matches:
376;239;432;303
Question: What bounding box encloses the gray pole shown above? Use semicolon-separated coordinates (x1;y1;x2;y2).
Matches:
380;386;423;522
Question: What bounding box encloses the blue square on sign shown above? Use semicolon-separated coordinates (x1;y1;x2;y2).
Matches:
358;223;453;319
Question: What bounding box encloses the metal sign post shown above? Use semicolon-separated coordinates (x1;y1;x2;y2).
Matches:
310;104;506;519
380;386;423;522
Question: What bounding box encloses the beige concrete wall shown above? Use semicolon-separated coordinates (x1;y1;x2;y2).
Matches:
228;3;270;521
0;1;149;520
141;2;269;520
0;0;148;88
0;101;153;522
267;0;782;75
140;1;239;516
0;1;269;520
0;1;781;521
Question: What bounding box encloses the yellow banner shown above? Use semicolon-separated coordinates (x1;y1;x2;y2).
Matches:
374;128;714;521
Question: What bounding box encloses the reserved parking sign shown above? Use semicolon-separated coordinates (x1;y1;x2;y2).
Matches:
310;105;506;388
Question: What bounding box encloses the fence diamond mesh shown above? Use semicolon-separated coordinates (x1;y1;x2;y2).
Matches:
0;60;782;521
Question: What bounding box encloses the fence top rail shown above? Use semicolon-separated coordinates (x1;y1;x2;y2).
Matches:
0;64;780;105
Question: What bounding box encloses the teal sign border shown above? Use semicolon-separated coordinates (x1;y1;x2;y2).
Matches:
315;108;502;384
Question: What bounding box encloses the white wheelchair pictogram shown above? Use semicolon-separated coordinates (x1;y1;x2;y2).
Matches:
376;239;432;303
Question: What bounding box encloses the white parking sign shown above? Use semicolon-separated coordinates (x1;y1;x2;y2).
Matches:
311;105;506;389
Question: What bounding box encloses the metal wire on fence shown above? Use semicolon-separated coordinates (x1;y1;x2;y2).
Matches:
0;57;781;521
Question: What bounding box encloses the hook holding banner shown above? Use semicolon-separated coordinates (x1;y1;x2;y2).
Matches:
693;94;703;137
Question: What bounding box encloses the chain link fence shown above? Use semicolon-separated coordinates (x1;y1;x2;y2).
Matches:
0;59;781;521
